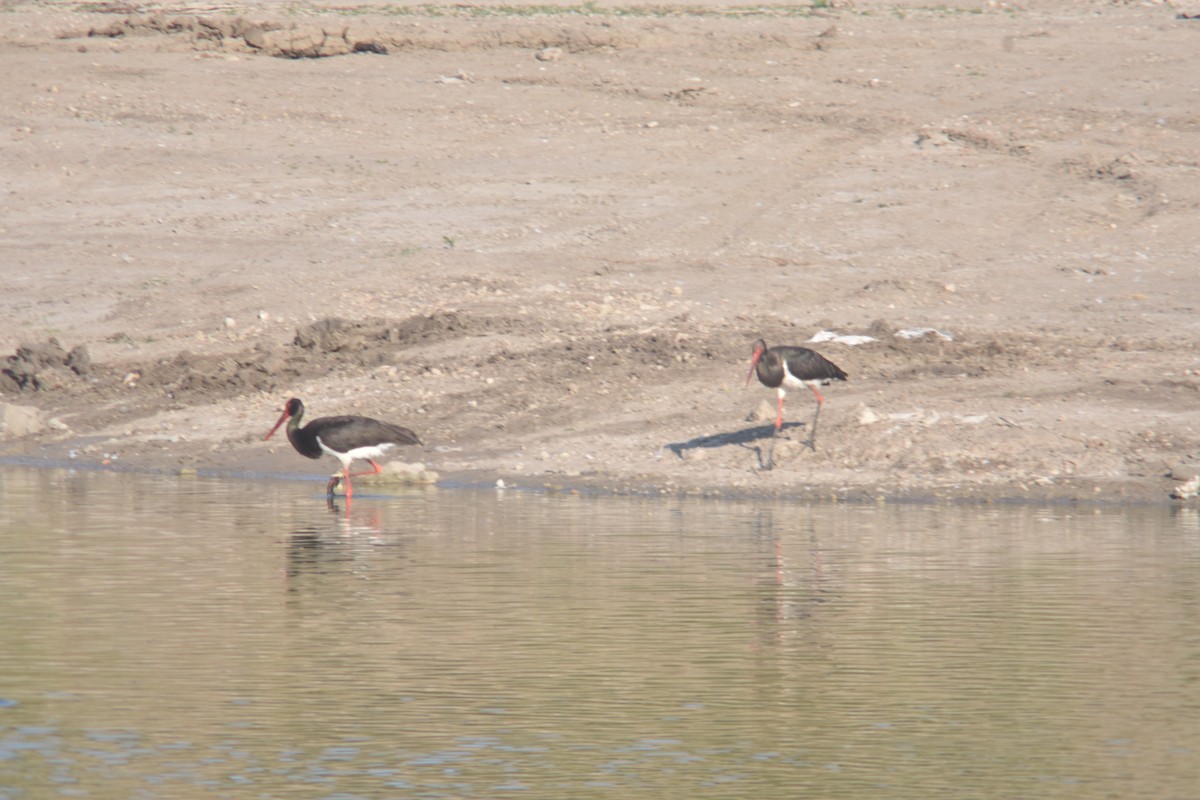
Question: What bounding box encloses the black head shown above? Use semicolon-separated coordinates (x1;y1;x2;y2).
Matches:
745;338;768;386
265;397;306;441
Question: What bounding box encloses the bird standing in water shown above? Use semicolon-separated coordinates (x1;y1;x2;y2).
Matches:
264;397;422;499
745;338;847;468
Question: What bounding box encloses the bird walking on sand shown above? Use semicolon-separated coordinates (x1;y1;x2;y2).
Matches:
745;338;847;468
264;397;422;499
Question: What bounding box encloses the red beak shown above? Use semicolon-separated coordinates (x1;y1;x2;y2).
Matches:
745;347;764;386
264;408;291;441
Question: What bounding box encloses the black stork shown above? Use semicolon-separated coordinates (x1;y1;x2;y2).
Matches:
264;397;422;499
746;338;847;467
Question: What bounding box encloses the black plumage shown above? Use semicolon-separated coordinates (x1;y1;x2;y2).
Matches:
265;397;421;498
745;338;847;465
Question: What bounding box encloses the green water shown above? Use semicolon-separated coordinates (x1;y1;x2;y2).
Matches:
1;467;1198;798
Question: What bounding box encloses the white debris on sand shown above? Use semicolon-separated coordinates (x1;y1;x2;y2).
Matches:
808;330;877;346
895;328;954;342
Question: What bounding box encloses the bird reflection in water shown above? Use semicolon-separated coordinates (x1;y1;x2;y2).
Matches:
749;512;836;657
284;501;391;587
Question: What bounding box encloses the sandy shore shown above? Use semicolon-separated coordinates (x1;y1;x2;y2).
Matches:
2;0;1198;504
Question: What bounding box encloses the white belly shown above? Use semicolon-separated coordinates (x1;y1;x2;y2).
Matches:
317;438;396;465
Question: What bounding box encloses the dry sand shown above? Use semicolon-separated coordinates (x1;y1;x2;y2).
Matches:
2;0;1199;503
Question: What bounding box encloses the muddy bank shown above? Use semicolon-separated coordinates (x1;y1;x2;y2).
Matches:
1;1;1198;504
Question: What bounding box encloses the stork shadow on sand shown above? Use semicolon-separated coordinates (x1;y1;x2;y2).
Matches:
665;421;807;471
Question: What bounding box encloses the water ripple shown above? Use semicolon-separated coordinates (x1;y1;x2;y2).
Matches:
1;468;1199;797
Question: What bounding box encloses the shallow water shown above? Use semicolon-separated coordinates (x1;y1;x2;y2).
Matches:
1;466;1199;799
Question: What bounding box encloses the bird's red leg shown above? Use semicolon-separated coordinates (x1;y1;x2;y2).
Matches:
764;391;787;470
347;459;384;479
341;460;383;502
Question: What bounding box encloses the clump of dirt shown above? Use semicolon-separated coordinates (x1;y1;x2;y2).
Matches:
13;312;529;415
293;312;486;354
66;13;282;48
58;11;649;59
293;318;394;355
137;348;290;400
1;340;91;393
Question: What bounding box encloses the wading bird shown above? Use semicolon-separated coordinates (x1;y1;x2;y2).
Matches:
265;397;421;499
746;338;847;468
